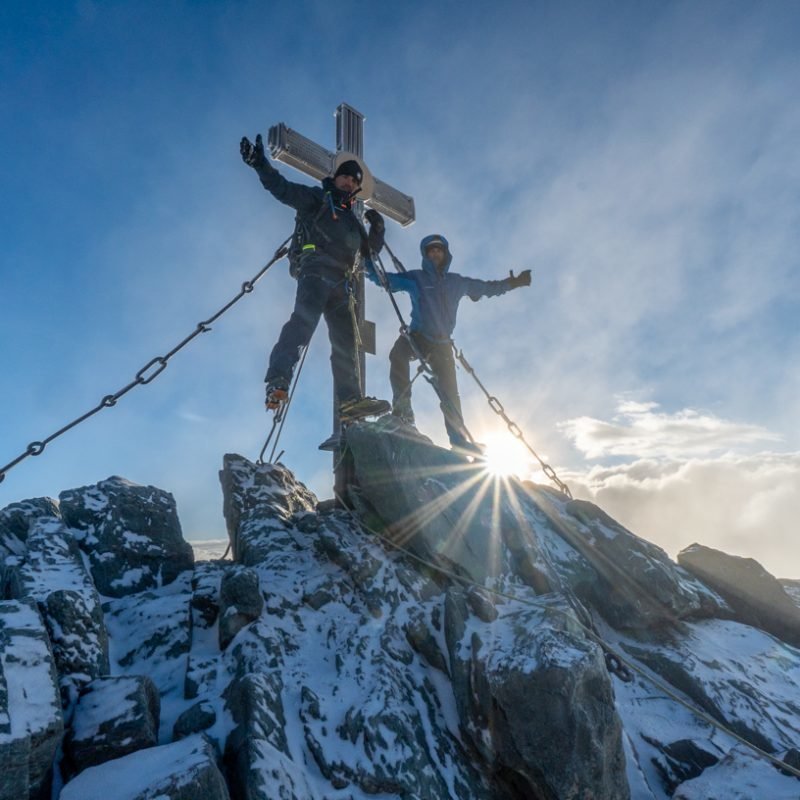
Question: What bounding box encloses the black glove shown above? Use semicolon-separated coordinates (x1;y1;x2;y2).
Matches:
240;134;267;170
365;208;385;254
364;208;385;234
508;269;532;289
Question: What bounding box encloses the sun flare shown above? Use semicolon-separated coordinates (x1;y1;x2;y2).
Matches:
481;433;532;479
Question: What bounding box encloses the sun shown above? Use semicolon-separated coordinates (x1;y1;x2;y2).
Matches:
480;433;532;479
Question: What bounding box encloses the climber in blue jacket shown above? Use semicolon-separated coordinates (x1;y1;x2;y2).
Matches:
366;233;531;453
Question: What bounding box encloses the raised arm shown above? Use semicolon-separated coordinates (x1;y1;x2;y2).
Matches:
240;134;320;216
461;269;532;301
364;259;416;293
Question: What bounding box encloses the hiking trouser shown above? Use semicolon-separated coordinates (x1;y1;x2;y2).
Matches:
266;265;360;404
389;332;467;446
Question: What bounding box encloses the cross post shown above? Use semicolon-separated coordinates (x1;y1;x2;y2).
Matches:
267;103;415;497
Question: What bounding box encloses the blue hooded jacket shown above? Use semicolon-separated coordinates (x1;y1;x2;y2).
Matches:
366;234;513;343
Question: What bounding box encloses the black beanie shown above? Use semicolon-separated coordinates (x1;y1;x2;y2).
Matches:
334;159;363;185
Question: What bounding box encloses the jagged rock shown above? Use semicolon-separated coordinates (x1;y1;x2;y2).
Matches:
102;573;192;738
218;565;264;650
678;543;800;647
0;599;64;800
65;675;160;775
0;497;60;557
346;418;561;592
186;561;224;700
642;736;721;793
173;700;216;740
525;487;730;630
60;734;230;800
6;516;108;706
672;744;800;799
620;618;800;755
219;454;317;564
59;476;193;597
445;586;630;799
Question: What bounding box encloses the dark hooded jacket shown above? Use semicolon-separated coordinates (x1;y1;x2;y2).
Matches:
255;162;364;273
366;234;513;342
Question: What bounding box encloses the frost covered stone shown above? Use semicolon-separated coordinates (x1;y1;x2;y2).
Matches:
0;599;63;800
59;476;193;597
6;515;108;706
218;565;264;650
60;734;230;800
0;497;60;557
65;675;160;775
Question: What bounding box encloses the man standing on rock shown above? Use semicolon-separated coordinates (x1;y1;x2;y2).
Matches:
240;133;389;423
367;233;531;454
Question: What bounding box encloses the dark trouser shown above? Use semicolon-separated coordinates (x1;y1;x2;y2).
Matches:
266;265;360;404
389;332;468;446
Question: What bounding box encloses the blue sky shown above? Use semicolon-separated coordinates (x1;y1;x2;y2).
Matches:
2;1;799;575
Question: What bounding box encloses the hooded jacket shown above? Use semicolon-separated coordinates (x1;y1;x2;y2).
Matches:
366;234;513;343
256;162;363;273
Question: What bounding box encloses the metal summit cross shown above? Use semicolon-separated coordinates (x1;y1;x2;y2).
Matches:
267;103;415;488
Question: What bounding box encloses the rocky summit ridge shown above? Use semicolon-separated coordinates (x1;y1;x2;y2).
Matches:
1;417;799;799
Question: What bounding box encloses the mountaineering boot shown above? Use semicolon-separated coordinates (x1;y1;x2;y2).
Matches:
451;439;486;459
391;397;415;427
339;396;390;423
265;380;289;412
318;432;341;451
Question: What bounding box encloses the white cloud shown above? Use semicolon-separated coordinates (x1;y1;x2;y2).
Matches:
563;451;800;579
559;401;781;459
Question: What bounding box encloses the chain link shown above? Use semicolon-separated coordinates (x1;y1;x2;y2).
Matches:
0;238;291;485
453;346;573;499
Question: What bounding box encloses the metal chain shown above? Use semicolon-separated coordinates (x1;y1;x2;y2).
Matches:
452;346;573;499
0;237;292;485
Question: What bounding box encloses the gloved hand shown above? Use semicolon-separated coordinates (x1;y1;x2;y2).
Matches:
364;208;385;234
365;208;385;254
508;269;532;289
240;134;267;170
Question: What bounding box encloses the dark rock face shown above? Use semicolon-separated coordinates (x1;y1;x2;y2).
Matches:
678;543;800;647
173;700;216;740
0;599;64;800
446;588;629;800
59;476;193;597
65;675;160;775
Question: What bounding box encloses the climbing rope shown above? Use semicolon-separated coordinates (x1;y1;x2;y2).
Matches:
452;347;572;499
0;236;292;485
328;481;800;781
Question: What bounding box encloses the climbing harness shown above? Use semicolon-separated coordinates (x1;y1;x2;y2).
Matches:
0;237;292;485
373;242;571;496
328;479;800;781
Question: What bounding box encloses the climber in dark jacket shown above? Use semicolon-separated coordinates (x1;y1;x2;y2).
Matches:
366;233;531;452
240;134;387;421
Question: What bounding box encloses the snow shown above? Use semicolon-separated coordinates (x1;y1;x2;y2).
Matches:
59;735;213;800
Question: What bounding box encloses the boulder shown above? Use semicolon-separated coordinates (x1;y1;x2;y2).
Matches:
65;675;160;775
218;565;263;650
445;586;630;799
0;599;63;800
6;516;108;706
173;701;216;741
346;418;561;593
678;544;800;647
0;497;60;557
219;454;318;564
59;476;193;597
60;734;230;800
